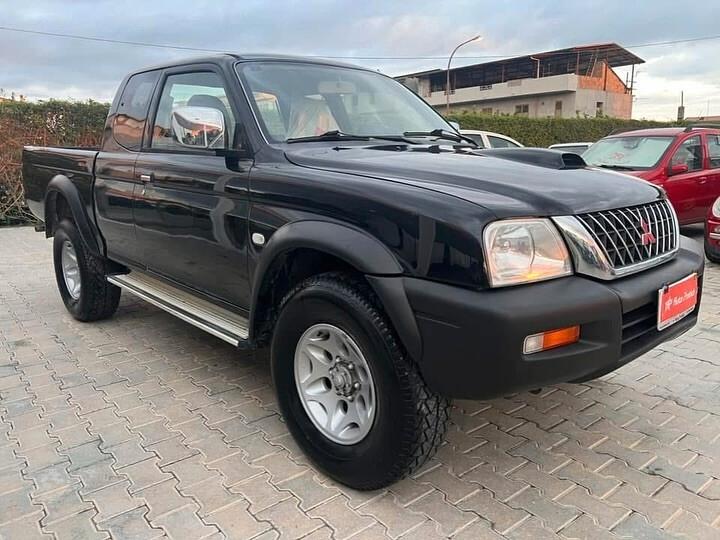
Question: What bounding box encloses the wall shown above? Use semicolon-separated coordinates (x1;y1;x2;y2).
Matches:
423;73;579;107
418;63;633;119
447;93;576;118
573;89;632;119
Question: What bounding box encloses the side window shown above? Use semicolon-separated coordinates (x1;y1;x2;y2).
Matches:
488;135;518;148
113;71;160;151
151;72;236;151
671;136;703;171
466;135;485;148
253;92;286;141
708;135;720;169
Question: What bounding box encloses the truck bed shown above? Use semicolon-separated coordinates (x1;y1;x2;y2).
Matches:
22;146;99;222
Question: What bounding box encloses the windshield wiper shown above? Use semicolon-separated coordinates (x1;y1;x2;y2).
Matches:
286;130;371;143
364;135;421;145
594;164;636;171
403;128;478;146
286;130;420;145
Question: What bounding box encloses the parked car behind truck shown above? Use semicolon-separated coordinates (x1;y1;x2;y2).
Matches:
706;196;720;263
583;126;720;225
22;54;704;490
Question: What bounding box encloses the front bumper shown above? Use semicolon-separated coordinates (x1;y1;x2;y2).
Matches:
707;216;720;254
400;236;705;399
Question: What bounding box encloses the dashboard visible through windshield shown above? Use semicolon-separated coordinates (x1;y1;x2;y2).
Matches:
236;61;452;143
582;136;675;170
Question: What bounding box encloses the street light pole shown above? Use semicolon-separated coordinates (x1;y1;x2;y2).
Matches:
446;35;482;116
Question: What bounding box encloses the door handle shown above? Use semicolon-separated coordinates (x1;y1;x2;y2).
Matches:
698;176;708;184
139;173;153;183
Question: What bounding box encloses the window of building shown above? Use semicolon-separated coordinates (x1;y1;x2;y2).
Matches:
554;100;563;118
481;107;493;115
670;136;703;171
514;104;529;116
596;101;604;117
151;71;236;151
112;70;160;151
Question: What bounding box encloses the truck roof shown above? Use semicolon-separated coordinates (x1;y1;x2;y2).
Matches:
132;53;365;75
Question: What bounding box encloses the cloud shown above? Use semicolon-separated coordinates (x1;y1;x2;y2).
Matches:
1;0;719;119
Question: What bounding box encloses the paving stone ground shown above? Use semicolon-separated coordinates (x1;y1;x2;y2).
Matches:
1;225;719;539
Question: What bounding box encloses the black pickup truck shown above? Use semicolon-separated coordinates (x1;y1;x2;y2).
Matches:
23;54;704;489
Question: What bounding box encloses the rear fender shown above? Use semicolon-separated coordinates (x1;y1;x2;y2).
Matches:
44;175;103;256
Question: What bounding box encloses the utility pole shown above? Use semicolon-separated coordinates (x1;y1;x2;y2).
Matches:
446;35;482;115
677;91;685;122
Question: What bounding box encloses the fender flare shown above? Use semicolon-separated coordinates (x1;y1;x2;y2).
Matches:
44;175;103;256
249;220;422;360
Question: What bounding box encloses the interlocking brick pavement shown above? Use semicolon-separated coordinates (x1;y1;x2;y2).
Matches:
1;225;719;539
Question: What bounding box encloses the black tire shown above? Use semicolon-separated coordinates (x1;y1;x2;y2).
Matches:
53;219;121;322
271;272;450;490
705;236;720;264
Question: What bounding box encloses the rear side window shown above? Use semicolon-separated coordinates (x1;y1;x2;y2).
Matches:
113;71;160;151
708;135;720;169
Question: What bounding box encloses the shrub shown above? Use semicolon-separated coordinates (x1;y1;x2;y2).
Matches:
447;113;679;147
0;100;109;226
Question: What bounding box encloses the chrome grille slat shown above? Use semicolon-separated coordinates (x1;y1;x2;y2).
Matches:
648;203;661;257
616;208;644;261
640;205;653;258
594;213;628;266
574;200;677;274
658;202;668;253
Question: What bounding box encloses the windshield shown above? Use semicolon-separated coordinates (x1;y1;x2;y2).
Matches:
237;62;452;142
582;136;674;169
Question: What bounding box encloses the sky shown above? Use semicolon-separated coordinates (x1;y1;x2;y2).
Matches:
1;0;719;120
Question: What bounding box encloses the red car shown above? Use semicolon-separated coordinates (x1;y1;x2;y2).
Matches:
706;196;720;263
583;126;720;225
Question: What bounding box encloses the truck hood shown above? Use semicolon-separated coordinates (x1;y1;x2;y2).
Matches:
285;144;663;217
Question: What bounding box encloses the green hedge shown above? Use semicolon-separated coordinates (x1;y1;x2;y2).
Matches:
447;113;681;147
0;100;109;225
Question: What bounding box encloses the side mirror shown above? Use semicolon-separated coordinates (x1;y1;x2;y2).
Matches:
171;106;225;149
668;162;689;176
448;121;461;132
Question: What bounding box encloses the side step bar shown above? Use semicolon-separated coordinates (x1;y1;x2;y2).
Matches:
107;272;249;346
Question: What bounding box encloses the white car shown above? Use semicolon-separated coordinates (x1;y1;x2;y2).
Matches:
459;129;523;149
548;142;593;155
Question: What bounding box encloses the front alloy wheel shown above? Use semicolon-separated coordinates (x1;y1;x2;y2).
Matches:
294;323;377;445
272;273;450;490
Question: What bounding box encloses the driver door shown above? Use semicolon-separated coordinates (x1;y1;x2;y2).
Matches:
664;135;705;224
132;67;253;309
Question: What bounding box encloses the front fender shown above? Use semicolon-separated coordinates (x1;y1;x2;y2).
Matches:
249;220;423;360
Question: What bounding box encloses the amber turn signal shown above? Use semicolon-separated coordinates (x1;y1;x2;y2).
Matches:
523;325;580;354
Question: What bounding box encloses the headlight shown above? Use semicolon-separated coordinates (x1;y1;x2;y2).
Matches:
483;218;572;287
712;197;720;218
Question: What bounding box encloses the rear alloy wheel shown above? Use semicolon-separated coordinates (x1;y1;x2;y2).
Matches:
60;240;82;300
53;219;121;321
271;273;450;490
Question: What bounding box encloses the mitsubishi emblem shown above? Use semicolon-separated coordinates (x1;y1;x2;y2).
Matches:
640;219;656;246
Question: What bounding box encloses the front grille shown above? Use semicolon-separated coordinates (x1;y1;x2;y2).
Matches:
621;301;657;356
576;200;677;270
620;275;702;359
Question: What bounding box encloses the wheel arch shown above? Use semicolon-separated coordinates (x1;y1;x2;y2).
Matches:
249;221;422;360
44;175;103;256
